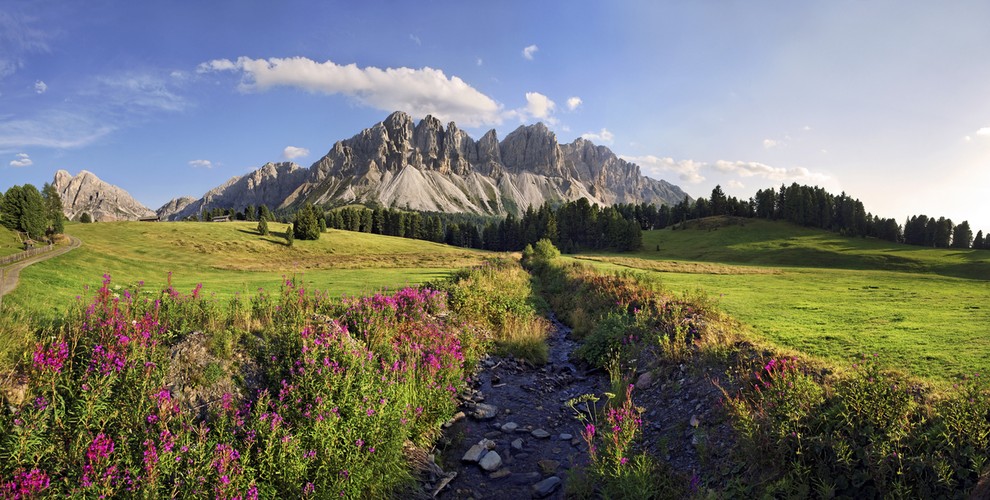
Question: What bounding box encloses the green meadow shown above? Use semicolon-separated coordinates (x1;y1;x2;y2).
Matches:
578;217;990;383
4;221;488;315
0;227;23;258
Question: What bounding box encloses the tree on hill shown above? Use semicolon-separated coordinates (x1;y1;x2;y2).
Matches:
245;205;257;221
285;224;294;246
293;203;321;240
951;220;973;249
258;205;272;223
973;230;985;250
1;184;48;240
41;183;65;235
257;216;269;236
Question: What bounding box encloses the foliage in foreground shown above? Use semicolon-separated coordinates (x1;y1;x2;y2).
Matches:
0;260;541;498
532;258;990;498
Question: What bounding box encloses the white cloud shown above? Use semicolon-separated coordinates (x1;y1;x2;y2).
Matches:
713;160;831;184
93;73;186;113
622;155;706;184
0;110;115;150
199;56;504;127
409;34;421;46
581;128;615;144
282;146;309;160
476;57;483;66
762;138;778;149
9;152;32;167
727;179;745;189
34;80;46;94
522;44;539;60
622;154;832;187
977;127;990;137
188;159;213;169
566;96;582;111
524;92;555;120
0;11;51;80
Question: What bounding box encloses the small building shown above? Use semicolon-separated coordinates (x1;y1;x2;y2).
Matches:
211;215;231;222
23;239;35;250
139;216;161;222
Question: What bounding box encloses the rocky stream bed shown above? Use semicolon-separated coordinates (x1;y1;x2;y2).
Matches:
416;316;736;499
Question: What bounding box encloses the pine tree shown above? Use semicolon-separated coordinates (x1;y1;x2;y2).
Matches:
293;203;321;240
951;221;973;248
973;230;985;250
257;216;269;236
285;224;294;246
41;183;64;235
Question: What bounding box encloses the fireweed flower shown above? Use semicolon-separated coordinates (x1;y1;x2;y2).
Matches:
32;341;68;374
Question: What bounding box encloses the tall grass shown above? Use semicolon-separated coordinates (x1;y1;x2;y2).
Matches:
0;259;548;497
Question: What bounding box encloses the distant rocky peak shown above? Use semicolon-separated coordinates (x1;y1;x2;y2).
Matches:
51;170;155;222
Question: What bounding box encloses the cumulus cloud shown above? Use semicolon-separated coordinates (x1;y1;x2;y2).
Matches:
188;159;213;169
727;179;745;189
581;128;615;144
712;160;831;184
34;80;46;94
621;154;831;187
9;152;32;167
282;146;309;160
977;127;990;137
524;92;555;120
622;155;706;184
762;138;778;149
566;96;582;111
198;56;504;127
522;44;539;60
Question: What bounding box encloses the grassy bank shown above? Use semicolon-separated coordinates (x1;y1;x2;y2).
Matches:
529;255;989;498
5;221;487;314
0;258;547;498
576;217;990;383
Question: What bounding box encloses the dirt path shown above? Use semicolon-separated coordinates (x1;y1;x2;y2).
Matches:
0;236;81;298
426;316;609;499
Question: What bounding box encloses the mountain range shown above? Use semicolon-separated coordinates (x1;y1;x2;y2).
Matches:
52;112;690;222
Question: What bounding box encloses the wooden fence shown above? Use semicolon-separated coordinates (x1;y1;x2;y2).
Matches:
0;244;54;267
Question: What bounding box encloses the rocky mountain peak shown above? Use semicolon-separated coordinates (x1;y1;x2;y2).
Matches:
500;123;563;177
51;170;155;222
162;112;690;220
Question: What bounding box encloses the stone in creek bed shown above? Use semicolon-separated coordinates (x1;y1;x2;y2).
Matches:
501;422;519;432
479;451;502;471
462;444;486;463
471;403;499;420
511;438;524;450
531;428;551;439
532;476;562;498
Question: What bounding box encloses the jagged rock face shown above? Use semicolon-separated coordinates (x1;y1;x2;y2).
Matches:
160;162;307;221
52;170;156;222
174;111;690;219
156;197;196;219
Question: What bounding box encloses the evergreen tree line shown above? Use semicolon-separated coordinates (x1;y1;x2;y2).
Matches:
676;183;988;249
0;183;65;241
319;200;642;253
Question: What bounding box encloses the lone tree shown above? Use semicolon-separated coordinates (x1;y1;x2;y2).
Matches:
257;216;269;236
293;203;322;240
285;224;294;246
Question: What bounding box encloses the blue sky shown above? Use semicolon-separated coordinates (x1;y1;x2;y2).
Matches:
2;0;989;231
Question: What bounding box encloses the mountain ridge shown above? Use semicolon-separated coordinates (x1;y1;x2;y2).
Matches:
158;111;690;220
52;169;156;222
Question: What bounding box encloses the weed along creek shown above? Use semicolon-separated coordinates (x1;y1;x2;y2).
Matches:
431;315;608;499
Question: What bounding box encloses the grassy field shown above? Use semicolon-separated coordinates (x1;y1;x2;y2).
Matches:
577;217;990;383
0;227;23;258
4;221;488;315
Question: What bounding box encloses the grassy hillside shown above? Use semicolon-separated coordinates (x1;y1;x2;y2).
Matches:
5;221;488;314
577;217;990;383
640;216;990;279
0;226;23;258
